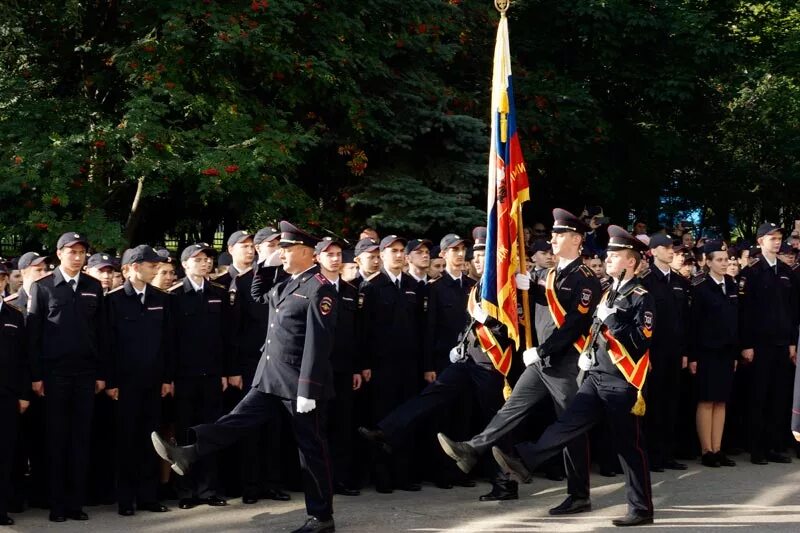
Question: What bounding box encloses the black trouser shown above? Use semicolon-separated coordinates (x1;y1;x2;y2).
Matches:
748;344;790;457
0;395;17;517
468;360;590;500
13;396;47;507
644;347;681;467
116;385;161;508
174;376;223;500
44;373;95;514
379;359;512;487
515;372;653;516
193;389;333;520
328;371;355;487
89;392;116;504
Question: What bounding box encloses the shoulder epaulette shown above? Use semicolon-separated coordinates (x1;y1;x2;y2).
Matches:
638;267;651;279
208;281;225;290
314;273;328;285
107;285;125;294
633;286;648;296
150;285;166;293
691;273;707;286
167;281;184;293
365;271;381;282
34;272;53;282
4;293;18;303
2;299;23;314
209;272;226;281
428;276;441;284
577;264;593;277
341;279;357;290
750;257;761;266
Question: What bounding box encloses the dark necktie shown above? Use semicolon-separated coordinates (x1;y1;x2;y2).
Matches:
395;278;401;290
140;292;146;304
68;279;76;292
719;282;726;295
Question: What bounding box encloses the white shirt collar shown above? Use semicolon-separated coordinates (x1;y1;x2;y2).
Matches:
59;267;80;286
656;265;671;277
764;255;778;268
410;272;428;284
291;265;316;280
613;277;633;292
708;272;725;285
188;277;205;292
133;284;147;298
385;270;402;285
558;256;577;271
446;269;462;282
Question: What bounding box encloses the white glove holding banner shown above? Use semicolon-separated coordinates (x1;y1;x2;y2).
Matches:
296;396;316;414
596;304;617;321
515;272;531;291
471;302;488;324
578;353;593;371
449;346;466;364
522;347;541;367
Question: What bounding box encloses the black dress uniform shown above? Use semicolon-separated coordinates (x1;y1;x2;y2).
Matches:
464;209;600;509
639;234;690;471
739;223;799;463
166;223;338;531
0;298;26;525
107;247;172;513
508;226;655;526
689;272;739;402
27;246;108;519
169;259;231;504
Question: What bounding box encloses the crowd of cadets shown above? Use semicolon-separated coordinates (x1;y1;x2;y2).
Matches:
1;211;800;528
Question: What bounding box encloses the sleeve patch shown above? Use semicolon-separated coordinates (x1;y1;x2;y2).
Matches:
320;296;333;315
578;288;593;314
643;311;654;338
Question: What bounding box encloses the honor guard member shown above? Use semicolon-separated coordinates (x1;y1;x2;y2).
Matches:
352;238;381;288
168;243;230;510
106;246;172;515
687;240;739;467
478;225;656;527
316;237;362;496
152;221;338;533
5;252;48;313
226;229;289;504
86;253;116;294
27;232;108;522
359;235;434;493
472;227;487;278
0;264;26;526
438;209;599;515
739;222;799;464
639;234;689;472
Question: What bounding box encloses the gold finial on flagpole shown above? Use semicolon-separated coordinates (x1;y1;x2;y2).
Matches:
494;0;510;16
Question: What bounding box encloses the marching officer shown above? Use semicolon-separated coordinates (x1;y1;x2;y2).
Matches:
27;232;108;522
105;245;172;515
152;221;338;533
316;237;362;496
739;222;798;464
639;234;689;472
472;225;656;527
438;209;600;516
168;243;230;509
687;240;738;467
0;264;27;526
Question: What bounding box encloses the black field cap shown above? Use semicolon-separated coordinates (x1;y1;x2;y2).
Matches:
227;230;253;247
315;237;345;255
342;249;356;263
217;251;233;266
87;253;116;269
57;232;89;250
430;245;441;258
779;242;794;255
648;233;674;249
552;208;589;235
155;248;175;264
279;221;319;248
181;242;215;262
123;245;166;265
756;222;783;239
406;238;433;254
529;239;552;254
254;227;280;245
18;251;47;270
379;234;407;252
355;238;379;256
0;263;8;275
703;240;728;255
607;225;649;255
439;233;465;251
472;227;488;250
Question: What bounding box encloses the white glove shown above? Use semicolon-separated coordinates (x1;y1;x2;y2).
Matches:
296;396;316;414
472;302;488;324
596;304;617;321
522;347;541;367
577;353;593;371
265;248;283;267
449;346;466;364
515;272;531;291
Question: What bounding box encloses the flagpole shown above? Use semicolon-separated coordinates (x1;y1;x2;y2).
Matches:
494;0;533;350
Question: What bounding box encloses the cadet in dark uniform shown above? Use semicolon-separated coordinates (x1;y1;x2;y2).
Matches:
223;229;289;504
106;245;172;515
316;237;362;496
168;243;230;509
0;265;27;526
687;240;738;468
352;238;381;288
152;222;338;533
471;226;487;279
27;232;108;522
439;209;600;516
739;222;798;464
359;235;433;493
639;234;689;471
474;225;656;527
